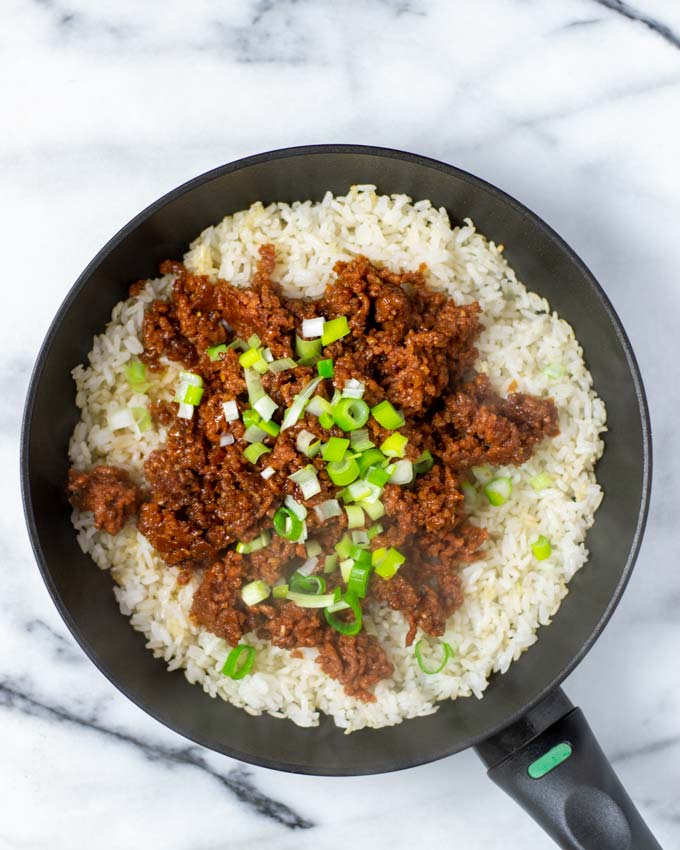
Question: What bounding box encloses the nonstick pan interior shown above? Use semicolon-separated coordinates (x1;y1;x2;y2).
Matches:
21;146;651;775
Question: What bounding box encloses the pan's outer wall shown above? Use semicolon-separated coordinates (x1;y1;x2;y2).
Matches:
22;147;651;775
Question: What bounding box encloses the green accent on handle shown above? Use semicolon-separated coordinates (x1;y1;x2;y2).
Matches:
528;742;573;779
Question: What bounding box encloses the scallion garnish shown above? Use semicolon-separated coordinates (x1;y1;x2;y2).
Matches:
321;436;350;462
295;335;322;363
321;315;350;346
241;579;271;607
323;554;338;574
531;535;552;560
357;448;388;474
260;465;275;480
372;546;405;579
344;504;365;529
342;378;365;399
243;424;268;443
347;563;371;598
280;376;324;431
371;399;404;430
272;583;288;598
317;358;334;378
222;399;239;422
319;411;335;429
414;450;434;474
206;343;228;362
366;466;390;487
288;464;321;499
222;644;256;679
243;442;271;464
461;480;478;508
380;433;408;458
273;506;304;541
296;429;321;457
414;639;454;674
314;499;342;522
530;472;553;491
305;539;322;558
543;362;565;380
284;495;307;520
484;477;513;506
301;316;325;338
349;429;374;452
235;531;271;554
471;464;494;485
268;357;298;374
124;359;151;393
388;459;413;485
362;500;385;521
306;395;332;418
324;591;362;635
326;454;360;487
131;406;151;434
367;523;384;541
332;397;369;431
286;590;339;608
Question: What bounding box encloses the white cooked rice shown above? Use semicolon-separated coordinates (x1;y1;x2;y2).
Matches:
68;186;606;732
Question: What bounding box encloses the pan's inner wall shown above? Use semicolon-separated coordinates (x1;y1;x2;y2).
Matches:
23;148;649;774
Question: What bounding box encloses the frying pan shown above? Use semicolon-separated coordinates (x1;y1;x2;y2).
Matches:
21;145;657;849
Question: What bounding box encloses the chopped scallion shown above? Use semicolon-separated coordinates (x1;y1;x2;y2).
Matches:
484;477;513;506
280;376;324;431
345;504;365;529
380;433;408;458
324;591;362;635
372;546;405;579
321;315;350;346
322;436;350;462
241;579;270;607
288;464;321;499
222;644;256;679
317;358;334;378
332;397;369;431
243;442;271;464
531;535;552;560
414;639;454;674
301;316;325;338
371;399;405;430
235;531;271;554
326;454;360;487
314;499;342;522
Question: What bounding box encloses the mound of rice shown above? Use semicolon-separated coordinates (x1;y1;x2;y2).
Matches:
69;186;605;732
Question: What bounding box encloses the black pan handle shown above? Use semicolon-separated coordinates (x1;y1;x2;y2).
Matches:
475;687;662;849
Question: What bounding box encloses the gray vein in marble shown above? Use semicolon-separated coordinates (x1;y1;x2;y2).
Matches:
24;619;84;663
610;733;680;765
593;0;680;49
0;679;314;830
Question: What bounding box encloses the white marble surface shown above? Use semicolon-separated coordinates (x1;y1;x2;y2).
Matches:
2;0;680;847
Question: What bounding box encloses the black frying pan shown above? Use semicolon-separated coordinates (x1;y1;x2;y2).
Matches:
21;146;657;849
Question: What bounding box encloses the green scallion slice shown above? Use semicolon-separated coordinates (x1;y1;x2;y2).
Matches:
323;554;338;574
543;362;565;380
484;477;513;506
372;546;405;579
243;442;271;464
367;523;384;541
124;359;151;393
344;504;365;529
332;397;369;431
235;531;271;554
317;358;334;378
349;429;374;452
371;399;405;430
289;573;326;595
471;464;494;485
530;472;553;491
272;583;288;599
326;454;360;487
241;579;270;607
414;450;434;474
206;343;228;362
322;436;350;462
131;406;151;433
380;433;408;458
362;500;385;521
286;590;338;608
324;591;362;635
295;335;322;363
239;347;263;369
268;357;297;374
273;506;304;541
222;644;256;679
334;534;354;560
281;376;324;431
347;563;371;598
531;535;552;560
319;411;335;430
414;639;454;675
321;316;350;346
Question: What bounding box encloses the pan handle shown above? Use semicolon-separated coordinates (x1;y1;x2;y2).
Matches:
474;687;662;849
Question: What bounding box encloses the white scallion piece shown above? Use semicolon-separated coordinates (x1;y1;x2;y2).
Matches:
352;530;369;546
179;371;203;387
297;556;318;577
222;400;239;422
241;579;270;607
220;433;235;447
301;317;325;338
314;499;342;521
306;395;332;417
284;495;307;520
260;465;276;480
288;465;321;499
243;424;268;443
280;376;324;431
107;408;135;431
389;459;413;485
254;394;278;423
177;402;194;420
342;378;365;399
296;429;317;454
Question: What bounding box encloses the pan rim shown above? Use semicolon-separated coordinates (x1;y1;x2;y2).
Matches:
20;144;652;775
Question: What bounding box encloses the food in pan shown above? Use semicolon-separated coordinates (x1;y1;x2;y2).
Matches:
68;186;605;731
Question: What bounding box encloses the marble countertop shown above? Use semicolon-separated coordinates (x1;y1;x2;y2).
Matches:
3;1;680;847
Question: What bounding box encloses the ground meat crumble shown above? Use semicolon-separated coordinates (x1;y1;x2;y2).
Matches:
68;246;558;701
